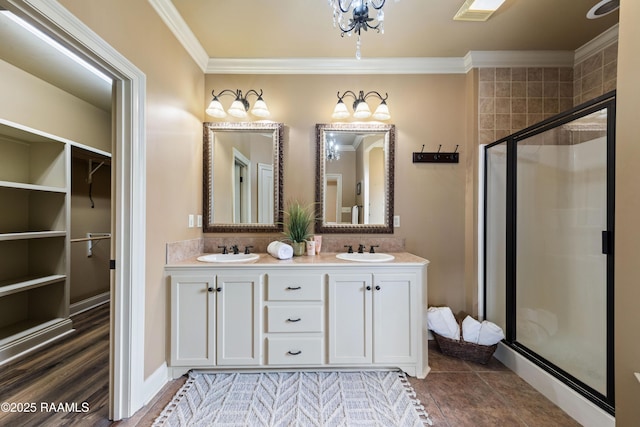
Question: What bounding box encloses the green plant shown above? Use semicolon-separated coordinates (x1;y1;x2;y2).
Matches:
282;199;315;243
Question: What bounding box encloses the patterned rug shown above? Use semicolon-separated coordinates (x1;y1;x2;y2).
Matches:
153;370;432;427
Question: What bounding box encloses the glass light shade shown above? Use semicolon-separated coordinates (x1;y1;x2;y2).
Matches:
353;101;372;119
206;99;226;118
227;99;248;118
332;101;350;119
372;102;391;120
250;99;271;118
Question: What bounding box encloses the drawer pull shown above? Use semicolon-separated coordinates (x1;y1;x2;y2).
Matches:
286;286;302;290
287;350;302;356
286;318;302;322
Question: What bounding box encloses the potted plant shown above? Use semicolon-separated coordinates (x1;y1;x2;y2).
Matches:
282;199;315;256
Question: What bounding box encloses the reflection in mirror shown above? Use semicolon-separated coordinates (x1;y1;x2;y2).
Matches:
315;123;395;234
203;122;283;233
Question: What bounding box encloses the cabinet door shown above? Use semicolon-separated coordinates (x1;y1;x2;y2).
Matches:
328;273;372;364
170;275;215;366
373;273;418;364
216;273;262;366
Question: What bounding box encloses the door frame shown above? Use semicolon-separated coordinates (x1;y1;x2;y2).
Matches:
2;0;147;420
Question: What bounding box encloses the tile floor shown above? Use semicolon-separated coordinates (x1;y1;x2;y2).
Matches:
407;341;581;426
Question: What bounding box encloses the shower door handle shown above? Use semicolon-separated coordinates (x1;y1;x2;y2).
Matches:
602;230;613;254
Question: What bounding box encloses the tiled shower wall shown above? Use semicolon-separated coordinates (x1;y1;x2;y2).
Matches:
478;40;618;145
478;66;574;145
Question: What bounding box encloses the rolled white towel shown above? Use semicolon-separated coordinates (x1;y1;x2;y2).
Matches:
477;321;505;346
427;306;460;340
462;315;481;344
267;241;293;260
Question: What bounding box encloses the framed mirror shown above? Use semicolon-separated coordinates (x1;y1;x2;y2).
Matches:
203;122;284;233
315;123;395;234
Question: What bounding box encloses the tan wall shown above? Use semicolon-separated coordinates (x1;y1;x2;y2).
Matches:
0;58;111;151
59;0;205;378
205;73;469;312
574;41;618;106
614;0;640;424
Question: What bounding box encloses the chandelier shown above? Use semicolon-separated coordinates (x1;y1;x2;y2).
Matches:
328;0;397;59
326;136;341;161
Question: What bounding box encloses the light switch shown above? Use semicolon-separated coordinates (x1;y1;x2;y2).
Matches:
393;215;400;227
188;214;194;228
197;215;203;227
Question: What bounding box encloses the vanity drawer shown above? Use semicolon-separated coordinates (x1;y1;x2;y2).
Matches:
267;337;323;365
267;305;323;333
267;274;323;301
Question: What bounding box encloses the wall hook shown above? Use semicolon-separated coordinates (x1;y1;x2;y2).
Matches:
412;144;460;164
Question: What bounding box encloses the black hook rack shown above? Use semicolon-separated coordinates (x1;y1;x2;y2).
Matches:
412;144;459;163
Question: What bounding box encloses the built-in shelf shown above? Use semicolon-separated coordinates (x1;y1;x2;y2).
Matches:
0;180;66;193
0;231;66;241
0;274;67;298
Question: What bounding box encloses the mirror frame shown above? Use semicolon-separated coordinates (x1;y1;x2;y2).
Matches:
315;123;395;234
203;122;284;233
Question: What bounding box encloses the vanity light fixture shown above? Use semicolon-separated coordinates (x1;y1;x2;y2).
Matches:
206;89;271;119
331;90;391;121
328;0;398;59
453;0;506;21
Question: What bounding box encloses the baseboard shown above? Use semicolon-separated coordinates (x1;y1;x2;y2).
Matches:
70;292;110;316
143;362;170;406
494;343;615;427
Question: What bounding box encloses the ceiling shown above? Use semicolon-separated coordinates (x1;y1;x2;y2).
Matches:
170;0;618;59
0;1;619;112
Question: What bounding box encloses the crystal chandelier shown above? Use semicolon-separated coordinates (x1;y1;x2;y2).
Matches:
327;0;397;59
326;136;341;161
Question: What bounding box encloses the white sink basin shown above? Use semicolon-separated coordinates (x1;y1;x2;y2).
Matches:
197;253;260;263
336;253;395;263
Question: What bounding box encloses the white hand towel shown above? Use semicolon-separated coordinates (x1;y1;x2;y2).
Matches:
267;241;293;260
477;321;505;346
351;205;359;224
427;306;460;340
462;315;481;344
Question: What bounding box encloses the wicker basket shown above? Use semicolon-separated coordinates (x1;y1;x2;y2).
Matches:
432;331;498;364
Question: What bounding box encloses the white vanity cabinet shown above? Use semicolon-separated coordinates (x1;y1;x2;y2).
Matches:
166;254;429;379
328;272;420;369
170;272;262;369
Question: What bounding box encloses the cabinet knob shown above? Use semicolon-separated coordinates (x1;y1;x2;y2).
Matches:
375;285;381;291
366;286;371;291
287;350;302;356
216;287;222;292
207;287;214;292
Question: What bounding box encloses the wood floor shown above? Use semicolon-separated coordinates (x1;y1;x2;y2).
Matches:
0;303;580;426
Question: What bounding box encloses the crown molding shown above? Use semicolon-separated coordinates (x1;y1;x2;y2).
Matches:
148;0;208;71
464;51;575;72
205;57;468;74
574;24;619;65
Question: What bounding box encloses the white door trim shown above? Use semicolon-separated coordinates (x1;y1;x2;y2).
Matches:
1;0;147;420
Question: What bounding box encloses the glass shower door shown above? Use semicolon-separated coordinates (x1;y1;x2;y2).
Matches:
515;107;610;396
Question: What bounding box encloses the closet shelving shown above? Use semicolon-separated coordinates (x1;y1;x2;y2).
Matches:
0;120;73;362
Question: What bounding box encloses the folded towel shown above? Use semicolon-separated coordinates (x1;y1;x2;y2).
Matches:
267;241;293;260
427;306;460;340
462;315;481;343
351;205;359;224
477;320;505;346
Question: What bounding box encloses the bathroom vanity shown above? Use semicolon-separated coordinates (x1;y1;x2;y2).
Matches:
165;252;429;379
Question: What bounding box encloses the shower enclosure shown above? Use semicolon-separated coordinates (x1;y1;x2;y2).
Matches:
483;92;615;414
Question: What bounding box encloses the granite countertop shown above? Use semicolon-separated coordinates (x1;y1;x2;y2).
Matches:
165;252;429;268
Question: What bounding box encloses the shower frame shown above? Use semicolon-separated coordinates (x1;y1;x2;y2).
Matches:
482;91;616;415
